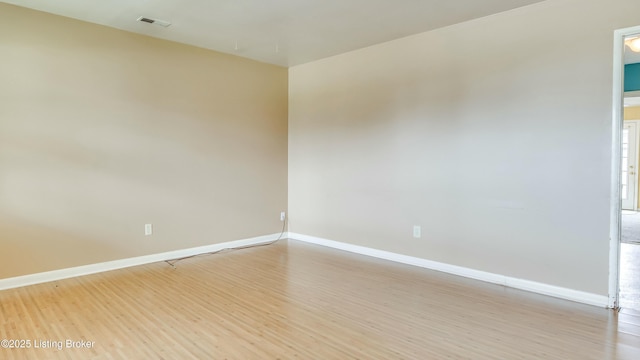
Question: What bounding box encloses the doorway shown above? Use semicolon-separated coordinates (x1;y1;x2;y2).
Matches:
611;26;640;310
620;121;640;311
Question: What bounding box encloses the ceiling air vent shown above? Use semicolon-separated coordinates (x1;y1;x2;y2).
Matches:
136;16;171;27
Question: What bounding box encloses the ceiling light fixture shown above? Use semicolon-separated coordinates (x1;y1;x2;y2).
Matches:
136;16;171;28
625;36;640;52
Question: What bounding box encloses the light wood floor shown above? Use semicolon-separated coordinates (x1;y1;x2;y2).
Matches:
1;240;639;359
620;243;640;310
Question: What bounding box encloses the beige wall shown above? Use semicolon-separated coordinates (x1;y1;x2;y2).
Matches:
289;0;640;296
0;4;288;278
625;106;640;120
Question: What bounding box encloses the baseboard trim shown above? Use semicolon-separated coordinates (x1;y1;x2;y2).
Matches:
288;233;609;308
0;233;282;292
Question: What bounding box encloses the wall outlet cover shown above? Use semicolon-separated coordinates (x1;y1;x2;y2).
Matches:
413;225;421;238
145;224;153;236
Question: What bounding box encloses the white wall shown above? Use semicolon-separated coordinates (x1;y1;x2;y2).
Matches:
289;0;640;296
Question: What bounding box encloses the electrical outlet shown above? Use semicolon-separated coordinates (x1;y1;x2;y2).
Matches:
413;225;421;238
280;211;286;222
145;224;153;236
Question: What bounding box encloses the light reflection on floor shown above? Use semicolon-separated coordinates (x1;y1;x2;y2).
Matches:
620;242;640;311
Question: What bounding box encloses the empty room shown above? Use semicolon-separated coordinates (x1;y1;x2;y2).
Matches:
1;0;640;358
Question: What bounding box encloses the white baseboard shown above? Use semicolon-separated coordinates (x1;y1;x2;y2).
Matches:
288;233;609;308
0;233;282;292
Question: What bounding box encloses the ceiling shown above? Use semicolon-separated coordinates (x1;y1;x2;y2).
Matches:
626;37;640;65
2;0;549;67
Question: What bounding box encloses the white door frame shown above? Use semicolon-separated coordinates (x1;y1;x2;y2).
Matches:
609;25;640;309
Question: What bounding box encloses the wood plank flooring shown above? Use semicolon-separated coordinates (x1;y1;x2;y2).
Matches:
620;243;640;310
0;239;638;359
